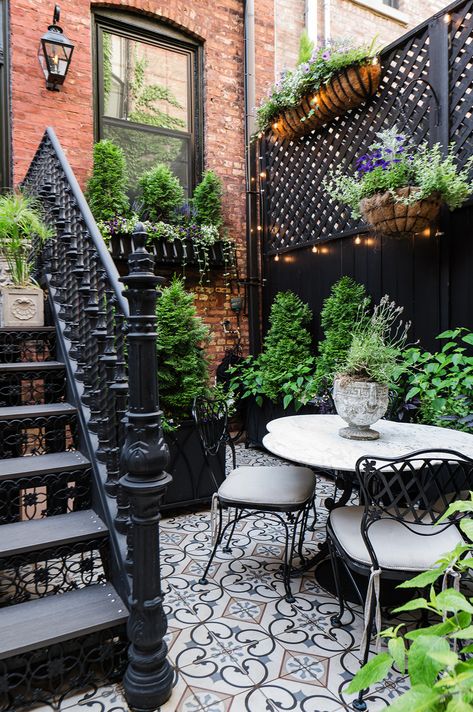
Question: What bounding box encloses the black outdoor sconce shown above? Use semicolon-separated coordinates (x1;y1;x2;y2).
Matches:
38;5;74;91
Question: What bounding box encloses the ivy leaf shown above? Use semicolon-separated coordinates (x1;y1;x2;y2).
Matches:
462;333;473;346
388;637;406;674
428;648;459;668
398;568;443;589
446;700;473;712
451;625;473;640
388;685;441;712
460;518;473;542
435;590;473;614
406;619;457;640
346;652;393;694
282;394;292;409
408;635;452;686
393;597;430;614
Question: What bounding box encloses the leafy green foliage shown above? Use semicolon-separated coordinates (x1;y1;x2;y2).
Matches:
128;54;186;132
324;127;473;218
297;30;314;65
139;164;184;222
338;295;411;386
257;38;379;132
403;328;473;433
229;291;317;409
315;276;370;389
0;192;52;286
348;494;473;711
86;140;130;222
156;277;210;427
192;171;224;228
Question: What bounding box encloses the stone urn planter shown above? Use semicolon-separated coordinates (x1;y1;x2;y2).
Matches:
360;187;441;236
272;61;381;141
0;286;44;328
333;377;389;440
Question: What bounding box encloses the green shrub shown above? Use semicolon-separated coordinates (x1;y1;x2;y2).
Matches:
404;328;473;432
193;170;224;228
139;164;184;223
315;276;369;388
297;29;314;66
230;291;317;409
86;140;130;222
156;276;210;427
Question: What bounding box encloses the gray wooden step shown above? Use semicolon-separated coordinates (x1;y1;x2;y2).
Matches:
0;583;127;659
0;451;90;481
0;510;107;558
0;361;64;372
0;402;76;421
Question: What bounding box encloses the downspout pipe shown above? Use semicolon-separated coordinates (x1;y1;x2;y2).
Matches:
243;0;261;354
323;0;331;43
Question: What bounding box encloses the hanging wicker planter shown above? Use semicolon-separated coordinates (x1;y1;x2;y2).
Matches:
359;187;442;236
271;61;381;141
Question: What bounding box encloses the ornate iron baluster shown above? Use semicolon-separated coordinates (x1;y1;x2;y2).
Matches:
120;223;173;710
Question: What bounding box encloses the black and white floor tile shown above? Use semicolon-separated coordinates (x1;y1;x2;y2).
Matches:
34;445;410;712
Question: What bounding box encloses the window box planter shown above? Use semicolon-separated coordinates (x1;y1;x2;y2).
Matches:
161;420;226;511
246;396;322;449
0;286;44;328
360;187;441;236
272;61;381;141
108;232;229;269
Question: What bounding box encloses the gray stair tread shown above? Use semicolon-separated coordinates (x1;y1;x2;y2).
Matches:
0;361;64;372
0;326;55;333
0;583;127;659
0;451;90;480
0;510;108;558
0;402;76;420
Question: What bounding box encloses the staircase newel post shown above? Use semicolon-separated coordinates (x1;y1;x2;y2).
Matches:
120;222;174;711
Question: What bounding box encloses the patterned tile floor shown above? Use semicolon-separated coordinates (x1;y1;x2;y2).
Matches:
35;446;411;712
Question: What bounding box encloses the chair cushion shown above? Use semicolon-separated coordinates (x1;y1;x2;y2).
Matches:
218;466;315;509
329;506;464;572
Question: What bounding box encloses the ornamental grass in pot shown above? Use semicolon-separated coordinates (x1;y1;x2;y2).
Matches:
324;127;473;236
333;295;410;440
257;38;380;141
0;192;51;327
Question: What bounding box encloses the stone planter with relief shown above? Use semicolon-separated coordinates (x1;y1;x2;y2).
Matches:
333;376;389;440
0;286;45;328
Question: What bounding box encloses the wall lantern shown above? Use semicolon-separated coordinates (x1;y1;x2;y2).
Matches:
38;5;74;91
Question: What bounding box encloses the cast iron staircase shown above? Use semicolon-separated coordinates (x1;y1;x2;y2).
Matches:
0;325;128;711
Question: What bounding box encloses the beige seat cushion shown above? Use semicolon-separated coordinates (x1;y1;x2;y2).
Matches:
218;466;315;508
329;506;464;572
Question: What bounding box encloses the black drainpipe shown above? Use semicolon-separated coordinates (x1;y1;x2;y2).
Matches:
243;0;261;354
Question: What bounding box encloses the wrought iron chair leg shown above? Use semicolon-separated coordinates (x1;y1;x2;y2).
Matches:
328;537;346;627
283;510;304;603
296;502;311;563
352;582;378;712
223;508;240;553
308;499;317;532
199;503;224;585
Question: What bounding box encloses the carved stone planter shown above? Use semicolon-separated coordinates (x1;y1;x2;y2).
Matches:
360;187;441;236
272;61;381;141
333;377;389;440
0;287;44;328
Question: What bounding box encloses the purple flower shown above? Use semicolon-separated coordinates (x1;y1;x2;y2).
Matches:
322;51;331;61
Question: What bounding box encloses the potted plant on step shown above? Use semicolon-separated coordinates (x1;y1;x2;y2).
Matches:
0;192;51;327
257;38;380;141
324;127;473;236
333;295;410;440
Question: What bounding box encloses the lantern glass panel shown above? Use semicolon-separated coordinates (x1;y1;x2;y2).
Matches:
43;40;72;77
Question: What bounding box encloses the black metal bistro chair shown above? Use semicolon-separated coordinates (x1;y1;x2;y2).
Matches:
193;395;316;602
327;448;473;711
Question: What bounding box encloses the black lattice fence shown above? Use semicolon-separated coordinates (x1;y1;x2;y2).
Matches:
258;0;473;348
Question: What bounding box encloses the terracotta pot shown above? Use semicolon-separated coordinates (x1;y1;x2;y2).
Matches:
360;187;441;236
271;61;381;141
333;377;389;440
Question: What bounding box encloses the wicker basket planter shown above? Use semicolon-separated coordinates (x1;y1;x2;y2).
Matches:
272;61;381;141
360;187;442;236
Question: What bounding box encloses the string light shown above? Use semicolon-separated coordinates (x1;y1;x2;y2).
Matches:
311;245;319;254
260;171;266;178
272;122;279;130
422;227;431;237
444;13;451;23
354;236;362;245
257;225;262;232
258;132;263;139
372;56;379;65
274;253;280;262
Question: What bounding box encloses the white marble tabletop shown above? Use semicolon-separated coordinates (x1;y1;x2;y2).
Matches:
263;414;473;472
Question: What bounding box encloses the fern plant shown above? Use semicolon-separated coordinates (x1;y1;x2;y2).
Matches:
86;140;130;222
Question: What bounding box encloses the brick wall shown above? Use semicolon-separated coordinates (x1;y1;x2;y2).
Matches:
9;0;275;372
274;0;446;78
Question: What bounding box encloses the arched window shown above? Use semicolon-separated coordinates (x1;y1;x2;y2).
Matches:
94;10;203;198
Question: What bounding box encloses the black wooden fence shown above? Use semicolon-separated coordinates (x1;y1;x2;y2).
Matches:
258;0;473;349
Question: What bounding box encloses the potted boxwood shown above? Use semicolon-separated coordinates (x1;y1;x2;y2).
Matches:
229;291;320;446
333;295;410;440
156;276;226;510
0;192;51;327
324;127;473;236
257;38;380;141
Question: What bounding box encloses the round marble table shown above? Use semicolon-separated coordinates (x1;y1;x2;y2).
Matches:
263;414;473;472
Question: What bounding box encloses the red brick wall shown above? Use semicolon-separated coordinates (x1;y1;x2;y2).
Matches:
9;0;275;371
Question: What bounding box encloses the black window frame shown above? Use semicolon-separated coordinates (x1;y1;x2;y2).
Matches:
0;0;11;189
93;9;204;196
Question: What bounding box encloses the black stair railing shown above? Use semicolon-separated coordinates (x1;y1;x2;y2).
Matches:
23;127;173;709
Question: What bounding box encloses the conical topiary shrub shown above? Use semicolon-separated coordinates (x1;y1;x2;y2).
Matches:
86;140;130;222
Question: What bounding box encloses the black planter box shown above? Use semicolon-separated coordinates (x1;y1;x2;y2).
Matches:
246;396;322;448
109;232;227;269
161;419;226;511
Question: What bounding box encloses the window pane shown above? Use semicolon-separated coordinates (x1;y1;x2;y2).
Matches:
103;121;190;198
102;31;189;132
